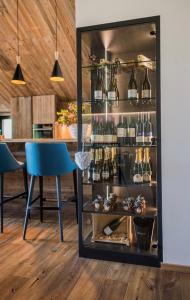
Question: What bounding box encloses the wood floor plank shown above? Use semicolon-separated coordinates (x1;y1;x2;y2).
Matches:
0;204;190;300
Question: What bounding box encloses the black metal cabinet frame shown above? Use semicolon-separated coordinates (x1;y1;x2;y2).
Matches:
77;16;162;267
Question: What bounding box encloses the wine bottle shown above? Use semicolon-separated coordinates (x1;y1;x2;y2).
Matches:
142;68;151;101
132;148;143;184
108;68;116;101
87;148;95;182
136;113;144;146
103;216;126;236
128;67;137;101
117;116;126;145
128;116;136;146
94;69;103;101
102;149;110;181
143;147;152;183
92;149;101;182
111;147;117;178
90;117;96;143
96;117;103;143
144;113;153;145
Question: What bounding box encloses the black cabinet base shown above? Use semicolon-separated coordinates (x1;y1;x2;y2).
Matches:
79;245;161;268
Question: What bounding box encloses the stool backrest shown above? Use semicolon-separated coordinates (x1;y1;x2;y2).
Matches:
25;142;77;176
0;143;21;173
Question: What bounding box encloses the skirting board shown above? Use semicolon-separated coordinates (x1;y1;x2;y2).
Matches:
161;263;190;274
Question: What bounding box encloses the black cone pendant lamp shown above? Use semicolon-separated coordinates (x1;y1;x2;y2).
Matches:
11;0;26;85
50;0;64;82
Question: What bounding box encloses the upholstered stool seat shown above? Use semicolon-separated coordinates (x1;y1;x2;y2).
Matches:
0;143;28;233
23;142;77;242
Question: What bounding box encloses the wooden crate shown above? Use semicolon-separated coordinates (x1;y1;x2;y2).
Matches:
91;214;133;246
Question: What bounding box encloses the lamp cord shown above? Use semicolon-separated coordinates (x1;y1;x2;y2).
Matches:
55;0;57;53
17;0;19;57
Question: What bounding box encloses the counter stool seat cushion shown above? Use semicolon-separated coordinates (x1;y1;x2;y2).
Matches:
0;143;25;173
25;142;77;176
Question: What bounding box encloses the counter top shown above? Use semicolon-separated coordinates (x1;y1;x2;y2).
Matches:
1;138;78;143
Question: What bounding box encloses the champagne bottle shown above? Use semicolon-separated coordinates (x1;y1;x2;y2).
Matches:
102;149;110;181
94;69;103;101
144;113;153;145
108;68;116;101
92;149;101;182
112;147;117;178
128;116;136;146
133;148;143;184
143;148;152;183
128;67;137;101
103;216;126;236
117;116;126;145
142;68;151;101
136;113;144;146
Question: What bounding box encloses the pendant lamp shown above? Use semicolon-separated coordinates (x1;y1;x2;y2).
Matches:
11;0;26;85
50;0;64;82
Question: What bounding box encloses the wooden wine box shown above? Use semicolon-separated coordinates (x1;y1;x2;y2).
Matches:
91;214;133;246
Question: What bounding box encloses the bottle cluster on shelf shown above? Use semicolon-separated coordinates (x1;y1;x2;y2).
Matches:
87;146;152;184
92;193;147;215
90;113;155;146
88;147;117;183
94;66;152;105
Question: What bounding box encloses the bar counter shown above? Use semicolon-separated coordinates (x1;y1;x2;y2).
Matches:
3;138;77;200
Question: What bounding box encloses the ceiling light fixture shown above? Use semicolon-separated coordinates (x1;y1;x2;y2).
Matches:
11;0;26;85
50;0;64;82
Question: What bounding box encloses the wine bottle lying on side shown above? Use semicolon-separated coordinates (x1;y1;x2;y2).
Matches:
103;216;126;236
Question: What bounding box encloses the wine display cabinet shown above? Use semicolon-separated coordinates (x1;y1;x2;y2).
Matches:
77;16;162;267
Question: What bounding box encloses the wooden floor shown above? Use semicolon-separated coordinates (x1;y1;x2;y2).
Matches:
0;201;190;300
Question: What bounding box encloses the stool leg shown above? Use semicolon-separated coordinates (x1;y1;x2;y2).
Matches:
0;174;4;233
73;169;78;224
23;168;28;205
39;176;43;223
23;175;35;240
56;175;63;242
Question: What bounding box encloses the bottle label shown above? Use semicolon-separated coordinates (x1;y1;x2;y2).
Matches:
143;173;151;182
128;89;137;99
104;135;112;143
136;134;144;143
112;135;117;142
133;174;143;183
144;131;152;143
90;134;96;143
94;90;102;100
96;135;103;143
102;171;109;180
142;90;151;99
129;128;135;137
93;173;100;181
117;128;126;138
108;91;116;100
104;226;113;236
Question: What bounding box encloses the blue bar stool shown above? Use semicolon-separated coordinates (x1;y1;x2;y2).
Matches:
0;143;28;233
23;142;77;242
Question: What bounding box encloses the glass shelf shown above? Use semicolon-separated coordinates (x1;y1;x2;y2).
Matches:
82;59;156;70
83;180;157;188
84;142;157;148
83;201;157;218
82;98;156;103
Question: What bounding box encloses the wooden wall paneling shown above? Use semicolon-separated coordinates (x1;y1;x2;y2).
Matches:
11;96;32;138
0;0;76;108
